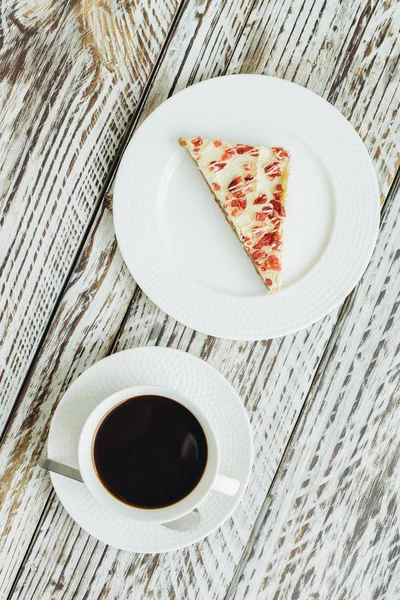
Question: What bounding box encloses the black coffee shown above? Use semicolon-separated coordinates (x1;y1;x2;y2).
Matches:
93;395;208;508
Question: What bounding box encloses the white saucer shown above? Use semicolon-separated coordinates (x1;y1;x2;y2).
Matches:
114;74;380;340
48;347;253;553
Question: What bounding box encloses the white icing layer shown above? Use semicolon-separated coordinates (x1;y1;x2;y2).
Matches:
181;137;290;292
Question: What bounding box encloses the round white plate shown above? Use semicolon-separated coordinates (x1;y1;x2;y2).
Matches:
114;74;380;340
48;347;253;553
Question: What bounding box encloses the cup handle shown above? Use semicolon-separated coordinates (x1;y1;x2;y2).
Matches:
212;473;240;496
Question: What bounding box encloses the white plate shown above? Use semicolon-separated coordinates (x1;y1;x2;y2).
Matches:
114;75;379;340
48;347;253;553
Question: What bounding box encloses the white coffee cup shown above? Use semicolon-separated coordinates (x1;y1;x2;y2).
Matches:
78;385;240;524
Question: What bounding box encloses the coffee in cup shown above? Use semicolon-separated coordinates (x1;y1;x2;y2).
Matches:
93;394;208;509
79;386;240;524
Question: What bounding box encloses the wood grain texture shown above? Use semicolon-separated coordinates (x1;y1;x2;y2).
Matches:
1;0;399;599
228;0;400;196
231;177;400;600
0;194;136;598
0;1;255;597
0;0;180;433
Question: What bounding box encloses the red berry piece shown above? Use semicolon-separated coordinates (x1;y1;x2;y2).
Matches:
234;144;254;154
191;136;203;147
221;147;235;161
254;233;270;250
271;199;286;217
271;147;290;160
262;205;274;217
228;176;242;193
267;255;281;270
254;194;268;205
273;184;283;201
251;249;266;262
209;161;227;172
254;231;281;250
231;197;247;210
256;212;267;221
212;182;221;191
213;140;222;147
264;161;281;179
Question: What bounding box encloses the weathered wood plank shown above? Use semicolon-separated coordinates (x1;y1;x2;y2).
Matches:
230;177;400;600
228;0;400;196
2;0;400;599
0;0;180;433
0;1;255;597
0;194;137;598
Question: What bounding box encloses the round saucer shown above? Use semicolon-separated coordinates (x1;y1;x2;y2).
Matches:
48;347;253;553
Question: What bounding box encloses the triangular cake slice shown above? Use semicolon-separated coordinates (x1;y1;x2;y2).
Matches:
179;137;290;292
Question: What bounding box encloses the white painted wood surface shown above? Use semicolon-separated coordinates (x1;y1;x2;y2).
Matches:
0;0;179;431
1;0;399;599
232;177;400;600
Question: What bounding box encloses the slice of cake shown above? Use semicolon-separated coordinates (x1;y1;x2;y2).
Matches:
179;137;290;292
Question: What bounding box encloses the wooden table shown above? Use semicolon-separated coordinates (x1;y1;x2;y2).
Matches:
1;1;399;598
